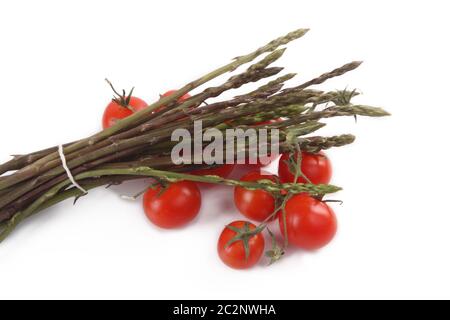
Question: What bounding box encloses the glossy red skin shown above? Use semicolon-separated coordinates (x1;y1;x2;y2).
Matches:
234;171;279;222
190;164;235;187
279;194;337;250
244;118;283;168
278;151;332;184
143;181;201;229
218;221;265;269
102;96;148;129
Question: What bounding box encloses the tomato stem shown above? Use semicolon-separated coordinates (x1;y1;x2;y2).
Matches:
105;78;136;112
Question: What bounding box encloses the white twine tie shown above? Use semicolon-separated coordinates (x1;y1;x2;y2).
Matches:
58;144;88;194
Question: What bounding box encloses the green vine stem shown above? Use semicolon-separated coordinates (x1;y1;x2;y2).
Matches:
0;166;340;243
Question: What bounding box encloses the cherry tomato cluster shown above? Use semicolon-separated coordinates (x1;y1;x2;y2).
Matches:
102;89;338;270
219;153;336;269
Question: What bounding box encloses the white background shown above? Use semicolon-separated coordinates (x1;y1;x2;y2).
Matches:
0;0;449;300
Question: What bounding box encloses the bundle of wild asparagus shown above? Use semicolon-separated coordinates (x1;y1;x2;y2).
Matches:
0;28;389;243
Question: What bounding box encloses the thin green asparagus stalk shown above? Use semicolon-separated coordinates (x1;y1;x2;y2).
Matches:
283;61;363;93
238;73;297;99
297;134;356;153
280;104;390;128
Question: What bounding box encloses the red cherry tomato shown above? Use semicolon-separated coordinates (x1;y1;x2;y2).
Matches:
279;194;337;250
278;151;332;184
217;220;265;269
190;164;235;187
234;171;279;222
102;96;148;129
143;181;201;229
